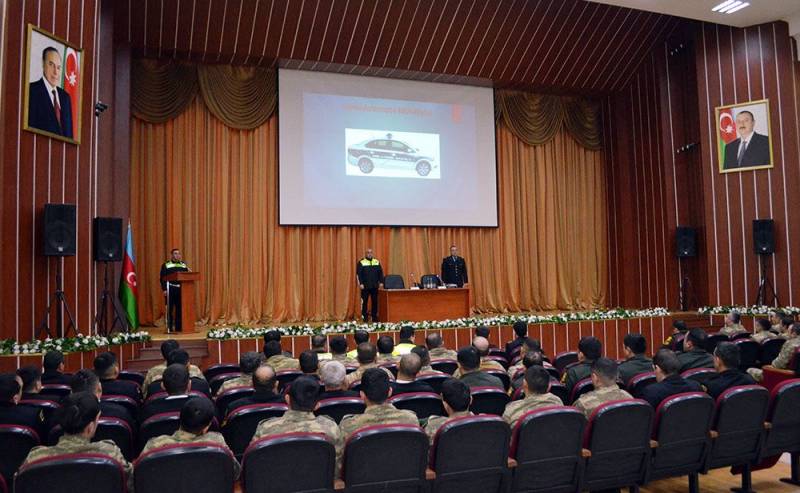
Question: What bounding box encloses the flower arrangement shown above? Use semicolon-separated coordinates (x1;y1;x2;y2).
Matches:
697;305;800;317
206;307;670;340
0;331;151;356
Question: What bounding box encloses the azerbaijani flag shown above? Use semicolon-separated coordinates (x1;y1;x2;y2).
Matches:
119;220;139;329
718;108;737;159
63;47;80;137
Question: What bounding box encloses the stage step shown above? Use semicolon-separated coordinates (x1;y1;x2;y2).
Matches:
124;339;208;373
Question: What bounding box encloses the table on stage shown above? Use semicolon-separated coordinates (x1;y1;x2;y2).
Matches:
377;287;470;322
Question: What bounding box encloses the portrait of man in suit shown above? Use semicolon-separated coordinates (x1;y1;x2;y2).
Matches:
24;26;82;143
717;101;772;173
27;46;73;138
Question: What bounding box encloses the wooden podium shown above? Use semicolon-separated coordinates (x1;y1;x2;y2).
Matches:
164;272;201;334
377;287;470;322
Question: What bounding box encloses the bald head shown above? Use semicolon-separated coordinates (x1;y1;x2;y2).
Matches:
472;336;490;356
253;365;277;393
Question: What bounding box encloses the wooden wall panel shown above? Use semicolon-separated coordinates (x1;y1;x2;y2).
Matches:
0;0;130;342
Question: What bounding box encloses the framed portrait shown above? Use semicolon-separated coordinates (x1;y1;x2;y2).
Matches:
23;24;83;144
715;99;772;173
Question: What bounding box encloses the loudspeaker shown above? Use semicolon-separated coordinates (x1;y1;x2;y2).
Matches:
753;219;775;255
675;227;697;258
93;217;123;261
43;204;76;256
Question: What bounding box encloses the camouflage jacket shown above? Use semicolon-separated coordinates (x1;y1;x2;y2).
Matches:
217;374;253;395
140;429;239;478
339;403;419;442
429;347;458;360
424;411;473;444
573;384;633;418
502;392;563;429
266;355;300;371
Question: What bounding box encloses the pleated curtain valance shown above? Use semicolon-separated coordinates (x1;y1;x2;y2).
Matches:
131;58;601;150
131;58;277;129
495;91;603;151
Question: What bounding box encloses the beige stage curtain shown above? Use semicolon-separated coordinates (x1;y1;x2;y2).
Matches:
130;99;607;326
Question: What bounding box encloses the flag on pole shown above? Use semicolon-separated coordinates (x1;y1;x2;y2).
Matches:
119;221;139;329
718;108;737;158
62;47;80;138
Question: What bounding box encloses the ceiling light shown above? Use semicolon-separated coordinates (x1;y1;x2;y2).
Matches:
725;2;750;13
711;0;737;12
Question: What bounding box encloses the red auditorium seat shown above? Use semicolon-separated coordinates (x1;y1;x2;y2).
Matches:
134;442;236;493
416;372;450;394
314;397;366;425
276;370;303;391
705;385;769;493
627;372;657;398
242;432;336;493
341;424;429;492
430;360;458;375
0;425;40;489
378;363;398;378
209;372;242;395
15;453;126;493
221;403;288;459
428;415;511;493
138;412;181;452
508;406;586;493
117;370;145;386
484;369;511;391
485;355;509;370
215;386;255;417
648;392;714;493
734;339;760;371
553;351;578;374
759;338;786;366
39;384;71;399
582;399;653;491
759;379;800;486
100;394;139;416
568;377;594;404
388;392;446;420
681;367;717;384
706;333;730;352
468;387;510;416
204;364;241;382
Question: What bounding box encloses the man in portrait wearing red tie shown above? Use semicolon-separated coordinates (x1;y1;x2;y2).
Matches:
27;46;74;139
722;110;770;169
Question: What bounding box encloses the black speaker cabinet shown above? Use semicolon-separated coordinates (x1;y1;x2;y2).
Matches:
43;204;77;256
753;219;775;255
93;217;123;261
675;226;697;258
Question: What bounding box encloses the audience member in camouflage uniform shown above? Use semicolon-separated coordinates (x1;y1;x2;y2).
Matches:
562;337;603;394
573;358;633;418
217;351;264;395
426;333;458;361
748;323;800;381
346;330;370;359
264;340;300;371
752;318;780;343
424;378;473;444
339;368;419;442
328;336;356;365
503;366;563;429
251;376;343;475
22;392;133;491
777;316;795;337
376;336;399;363
412;346;444;375
143;340;205;396
719;312;749;337
344;343;394;388
299;350;320;377
141;397;240;478
617;333;654;385
311;335;332;360
507;339;543;380
510;351;546;391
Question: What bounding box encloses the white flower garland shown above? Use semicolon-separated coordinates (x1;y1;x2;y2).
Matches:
0;331;151;356
207;307;671;340
697;305;800;317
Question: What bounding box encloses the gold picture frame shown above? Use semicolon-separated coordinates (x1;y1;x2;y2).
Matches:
23;24;84;144
715;99;773;173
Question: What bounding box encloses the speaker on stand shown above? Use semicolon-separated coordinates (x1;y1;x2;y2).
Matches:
675;226;698;311
93;217;128;336
37;204;79;339
753;219;779;306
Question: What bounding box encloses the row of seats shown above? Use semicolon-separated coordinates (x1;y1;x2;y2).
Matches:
6;380;799;493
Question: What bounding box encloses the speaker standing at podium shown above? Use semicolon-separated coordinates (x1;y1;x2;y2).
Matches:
441;245;468;287
160;248;189;332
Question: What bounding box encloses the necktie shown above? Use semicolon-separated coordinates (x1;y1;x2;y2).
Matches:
737;140;748;165
52;89;62;127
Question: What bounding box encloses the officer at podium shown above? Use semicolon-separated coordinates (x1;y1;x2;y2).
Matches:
160;248;189;332
441;245;468;287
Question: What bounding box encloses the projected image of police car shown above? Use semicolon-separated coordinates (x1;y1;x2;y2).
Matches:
346;133;438;177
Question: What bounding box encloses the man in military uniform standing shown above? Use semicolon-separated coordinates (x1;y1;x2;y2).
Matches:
160;248;189;332
441;245;468;287
573;358;633;418
356;248;383;322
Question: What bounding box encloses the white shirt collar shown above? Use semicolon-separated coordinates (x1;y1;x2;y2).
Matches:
41;77;60;107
